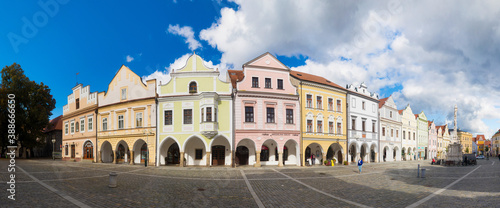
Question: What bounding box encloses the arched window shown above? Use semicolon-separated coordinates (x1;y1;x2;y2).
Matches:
189;82;197;93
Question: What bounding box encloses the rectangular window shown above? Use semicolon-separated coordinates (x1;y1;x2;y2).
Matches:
403;131;405;139
362;120;366;132
102;118;108;131
391;129;394;137
80;119;85;132
277;79;283;89
408;132;411;141
352;119;356;130
65;145;68;156
88;117;93;131
65;123;68;135
337;100;342;112
118;115;124;129
372;122;375;133
390;111;393;118
121;88;127;100
245;107;254;122
206;107;212;122
413;132;415;140
265;78;271;88
328;98;333;111
267;107;275;123
286;109;293;124
382;127;386;136
195;149;203;160
337;122;342;134
164;110;172;125
136;112;143;127
329;122;334;134
317;121;323;133
317;96;322;109
306;95;312;108
396;130;399;138
184;109;192;124
70;122;74;134
307;120;313;132
76;98;80;109
362;101;366;110
252;77;259;88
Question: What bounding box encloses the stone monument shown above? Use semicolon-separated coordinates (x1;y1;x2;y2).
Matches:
447;105;462;162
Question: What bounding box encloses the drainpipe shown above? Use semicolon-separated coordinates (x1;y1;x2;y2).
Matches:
232;88;236;168
346;92;349;165
155;91;159;167
299;79;303;166
95;106;98;163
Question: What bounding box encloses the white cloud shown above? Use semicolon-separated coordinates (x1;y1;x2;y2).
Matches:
126;55;134;62
199;0;500;138
167;24;202;51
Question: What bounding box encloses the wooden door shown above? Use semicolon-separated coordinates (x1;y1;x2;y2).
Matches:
212;146;225;166
71;145;75;158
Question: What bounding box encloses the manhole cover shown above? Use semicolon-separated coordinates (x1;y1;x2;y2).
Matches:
197;188;205;191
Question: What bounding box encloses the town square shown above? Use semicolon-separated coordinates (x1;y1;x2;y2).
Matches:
1;158;500;207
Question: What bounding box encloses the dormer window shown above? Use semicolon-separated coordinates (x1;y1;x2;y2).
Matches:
189;82;197;93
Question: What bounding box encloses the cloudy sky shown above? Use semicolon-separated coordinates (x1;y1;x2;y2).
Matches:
2;0;499;138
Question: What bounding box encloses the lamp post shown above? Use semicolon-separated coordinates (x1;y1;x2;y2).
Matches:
51;135;56;160
143;129;149;167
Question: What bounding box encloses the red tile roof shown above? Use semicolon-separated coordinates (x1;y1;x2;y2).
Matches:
428;121;433;127
289;71;345;90
44;115;62;133
414;114;418;119
378;97;389;108
485;140;491;146
476;135;486;141
227;70;244;88
398;109;403;115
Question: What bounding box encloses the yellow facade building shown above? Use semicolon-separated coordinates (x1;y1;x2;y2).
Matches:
290;71;347;165
457;130;473;154
97;66;157;166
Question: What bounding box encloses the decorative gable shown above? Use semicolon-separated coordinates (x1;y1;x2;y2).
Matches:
243;52;288;70
175;53;215;72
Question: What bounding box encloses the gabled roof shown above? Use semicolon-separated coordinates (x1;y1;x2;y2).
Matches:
428;121;433;127
378;97;389;108
398;109;403;115
289;71;344;91
414;114;418;119
228;70;244;88
44;115;63;133
476;135;486;141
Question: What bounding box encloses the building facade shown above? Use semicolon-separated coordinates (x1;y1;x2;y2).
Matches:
378;96;402;162
400;104;417;161
157;54;233;167
290;71;347;165
346;83;380;163
457;130;473;154
62;84;98;162
442;124;450;156
230;52;301;167
492;130;500;156
416;112;428;160
436;125;444;159
97;66;157;166
428;121;437;159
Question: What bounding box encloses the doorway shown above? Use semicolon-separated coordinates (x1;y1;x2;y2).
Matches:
71;145;75;159
212;145;225;166
83;141;93;159
167;143;180;164
236;146;249;165
140;143;148;163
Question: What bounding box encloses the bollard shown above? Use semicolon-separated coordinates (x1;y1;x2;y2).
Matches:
417;164;420;178
109;172;117;188
421;168;426;178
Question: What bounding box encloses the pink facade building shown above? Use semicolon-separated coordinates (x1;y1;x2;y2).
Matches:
428;121;437;159
229;52;301;167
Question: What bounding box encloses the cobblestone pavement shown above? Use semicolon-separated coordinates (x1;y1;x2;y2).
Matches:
1;158;499;207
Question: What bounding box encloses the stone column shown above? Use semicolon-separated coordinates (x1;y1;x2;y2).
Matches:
206;152;211;166
180;152;185;167
300;153;304;166
131;151;135;165
255;151;261;167
98;151;102;163
231;150;235;168
278;152;283;167
375;152;378;163
322;154;327;166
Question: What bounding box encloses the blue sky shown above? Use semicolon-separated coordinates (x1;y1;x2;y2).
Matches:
2;1;499;138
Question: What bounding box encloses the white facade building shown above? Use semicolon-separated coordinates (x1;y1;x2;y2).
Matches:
346;83;380;163
400;104;417;161
378;96;402;162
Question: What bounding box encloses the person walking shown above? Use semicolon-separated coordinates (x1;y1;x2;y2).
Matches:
357;158;363;174
312;154;316;165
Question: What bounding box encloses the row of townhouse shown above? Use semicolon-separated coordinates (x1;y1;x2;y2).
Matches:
61;52;469;166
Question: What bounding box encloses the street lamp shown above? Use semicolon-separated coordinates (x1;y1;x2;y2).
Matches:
51;135;56;160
